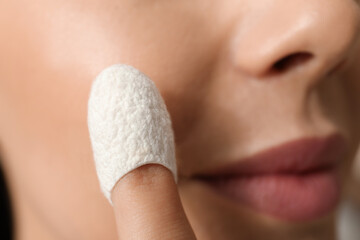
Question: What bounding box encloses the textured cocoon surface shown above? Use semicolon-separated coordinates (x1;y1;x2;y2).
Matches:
87;64;177;204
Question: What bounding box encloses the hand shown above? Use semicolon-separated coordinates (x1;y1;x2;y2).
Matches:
111;164;197;240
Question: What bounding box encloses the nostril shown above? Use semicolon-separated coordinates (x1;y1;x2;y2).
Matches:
272;52;313;73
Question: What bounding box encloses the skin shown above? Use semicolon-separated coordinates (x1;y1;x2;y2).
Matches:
348;154;360;204
1;0;360;239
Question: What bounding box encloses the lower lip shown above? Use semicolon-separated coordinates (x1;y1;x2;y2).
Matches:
199;168;341;222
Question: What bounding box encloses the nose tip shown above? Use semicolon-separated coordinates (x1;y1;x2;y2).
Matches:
230;0;360;79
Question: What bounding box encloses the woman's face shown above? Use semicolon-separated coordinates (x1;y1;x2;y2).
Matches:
1;0;360;239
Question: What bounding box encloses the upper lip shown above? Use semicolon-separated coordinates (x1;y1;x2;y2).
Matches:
195;133;348;178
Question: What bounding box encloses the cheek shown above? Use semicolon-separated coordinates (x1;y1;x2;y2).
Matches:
0;2;219;237
28;0;218;143
32;1;214;78
0;0;211;170
0;66;120;239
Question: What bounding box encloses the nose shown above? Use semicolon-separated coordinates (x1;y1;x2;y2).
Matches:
229;0;360;79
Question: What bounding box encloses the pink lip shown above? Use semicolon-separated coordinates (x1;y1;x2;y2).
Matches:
194;133;348;222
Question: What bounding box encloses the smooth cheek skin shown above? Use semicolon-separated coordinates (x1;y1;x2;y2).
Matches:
0;0;360;240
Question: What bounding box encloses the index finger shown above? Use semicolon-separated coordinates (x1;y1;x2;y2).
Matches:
111;164;197;240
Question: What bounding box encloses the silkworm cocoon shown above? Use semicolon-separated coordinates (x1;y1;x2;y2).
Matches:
87;64;177;204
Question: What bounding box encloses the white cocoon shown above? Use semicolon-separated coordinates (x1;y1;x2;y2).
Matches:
87;64;177;204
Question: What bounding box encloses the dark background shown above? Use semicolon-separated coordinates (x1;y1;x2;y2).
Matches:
0;164;13;240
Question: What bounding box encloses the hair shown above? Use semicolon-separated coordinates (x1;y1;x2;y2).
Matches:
0;158;13;240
